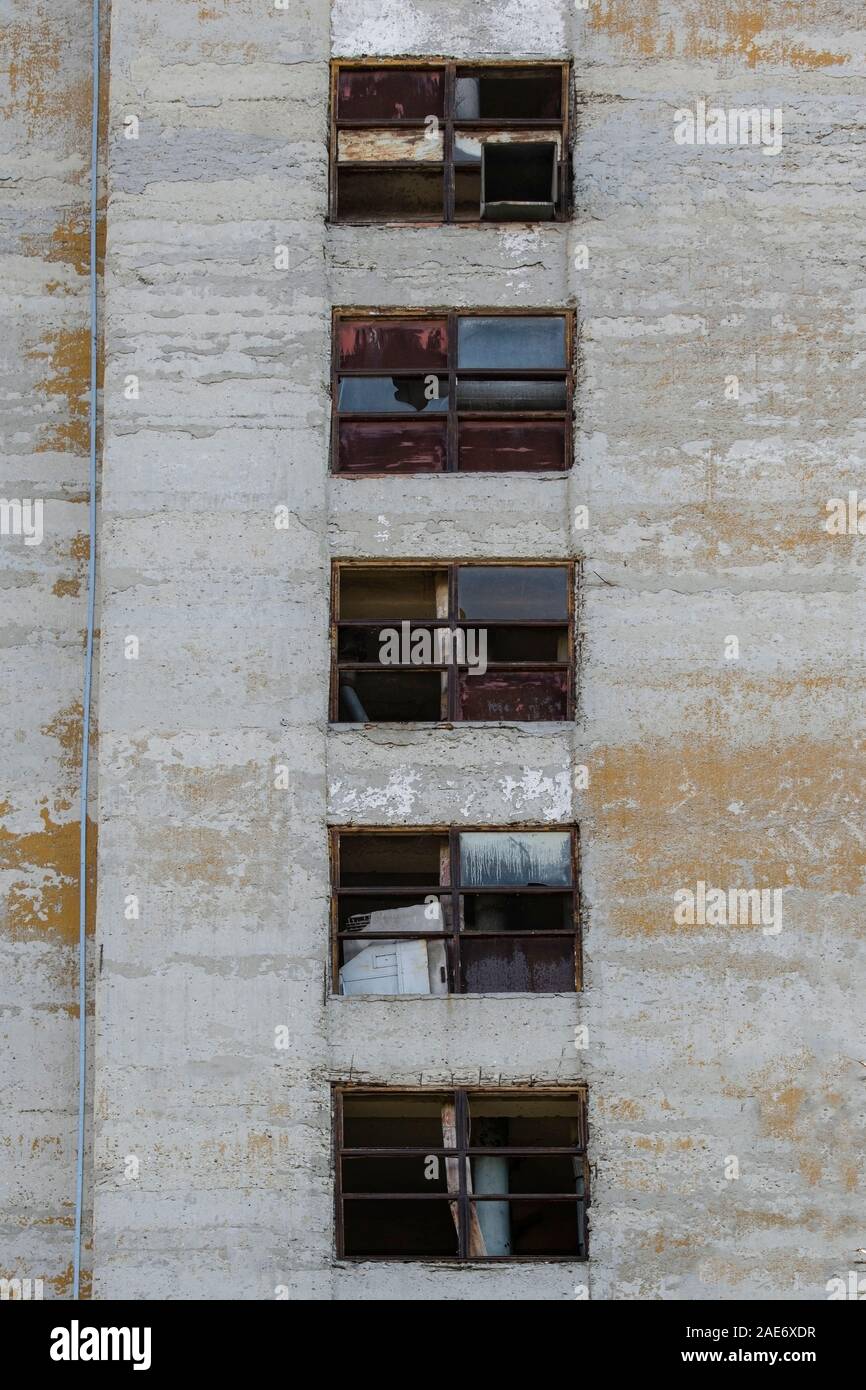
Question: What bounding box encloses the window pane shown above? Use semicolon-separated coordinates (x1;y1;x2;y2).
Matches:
460;936;574;993
461;893;572;931
339;568;442;620
470;626;568;662
458;670;568;720
338;670;443;721
342;1093;454;1149
455;70;562;119
339;624;459;664
337;167;444;222
338;68;444;120
343;1198;458;1256
339;834;446;888
338;320;448;370
457;566;569;620
456;378;566;412
337;419;447;474
468;1199;582;1256
469;1154;583;1194
457;316;566;368
481;143;557;220
458;420;566;472
459;832;572;887
338;376;448;413
469;1094;582;1147
342;1155;448;1194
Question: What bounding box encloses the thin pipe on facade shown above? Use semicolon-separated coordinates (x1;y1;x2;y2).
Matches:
74;0;100;1301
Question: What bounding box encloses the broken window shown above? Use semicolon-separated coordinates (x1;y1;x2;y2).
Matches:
332;312;572;474
332;828;580;995
332;562;574;721
331;62;570;223
336;1088;588;1259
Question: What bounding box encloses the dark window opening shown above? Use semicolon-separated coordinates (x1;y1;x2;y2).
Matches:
332;312;573;475
336;1089;588;1260
332;563;574;722
331;62;570;224
332;827;579;996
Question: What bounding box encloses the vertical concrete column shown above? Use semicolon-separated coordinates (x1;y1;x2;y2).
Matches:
94;0;333;1298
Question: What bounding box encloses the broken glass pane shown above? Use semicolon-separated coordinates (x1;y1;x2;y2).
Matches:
456;566;569;620
338;376;448;413
342;1155;448;1194
468;1094;582;1147
459;832;572;887
457;315;565;368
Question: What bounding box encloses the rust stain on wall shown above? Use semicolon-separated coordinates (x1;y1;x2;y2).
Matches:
0;807;97;944
27;327;91;455
589;1;847;68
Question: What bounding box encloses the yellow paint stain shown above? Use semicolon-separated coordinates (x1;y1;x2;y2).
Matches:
799;1155;821;1185
760;1085;806;1140
52;576;81;598
0;808;97;944
27;327;95;456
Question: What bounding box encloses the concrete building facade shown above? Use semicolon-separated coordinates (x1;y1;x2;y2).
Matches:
2;0;864;1300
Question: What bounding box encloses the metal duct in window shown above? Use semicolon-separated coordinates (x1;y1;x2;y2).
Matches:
455;378;567;412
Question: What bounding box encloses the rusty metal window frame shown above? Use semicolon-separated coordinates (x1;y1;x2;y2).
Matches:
334;1085;590;1262
330;824;582;995
329;60;572;225
330;558;576;723
330;308;574;475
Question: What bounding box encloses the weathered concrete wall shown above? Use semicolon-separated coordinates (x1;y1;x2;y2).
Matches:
7;0;856;1301
0;0;106;1299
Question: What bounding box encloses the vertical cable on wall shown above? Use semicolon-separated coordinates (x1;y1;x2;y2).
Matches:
74;0;100;1301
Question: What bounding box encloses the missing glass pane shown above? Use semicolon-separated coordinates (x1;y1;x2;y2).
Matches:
338;670;444;722
339;834;446;888
454;70;562;119
481;142;557;221
337;167;444;222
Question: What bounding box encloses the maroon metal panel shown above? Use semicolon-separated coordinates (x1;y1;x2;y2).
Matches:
337;68;445;120
458;419;566;471
459;936;574;993
457;670;568;721
337;419;447;473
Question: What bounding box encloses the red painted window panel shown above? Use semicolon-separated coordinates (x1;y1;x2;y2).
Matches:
458;670;568;721
337;419;447;474
338;319;448;370
338;69;445;121
458;420;566;472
